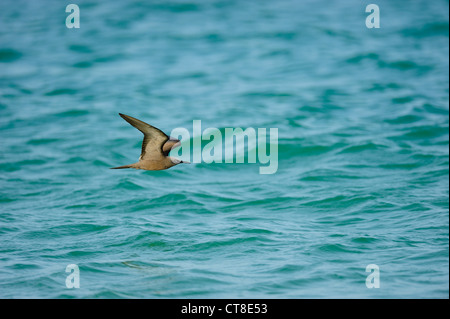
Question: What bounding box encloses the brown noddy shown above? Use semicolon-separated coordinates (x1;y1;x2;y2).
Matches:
111;113;188;170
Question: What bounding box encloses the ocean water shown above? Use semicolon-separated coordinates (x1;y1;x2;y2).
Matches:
0;0;448;299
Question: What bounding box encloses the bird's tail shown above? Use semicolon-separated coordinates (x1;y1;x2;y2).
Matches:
110;164;133;169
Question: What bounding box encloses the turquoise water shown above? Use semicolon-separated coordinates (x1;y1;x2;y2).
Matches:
0;0;448;298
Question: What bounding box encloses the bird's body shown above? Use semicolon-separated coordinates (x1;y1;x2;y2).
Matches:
111;113;186;171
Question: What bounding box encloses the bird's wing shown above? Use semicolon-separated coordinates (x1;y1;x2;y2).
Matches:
119;113;169;161
162;139;181;156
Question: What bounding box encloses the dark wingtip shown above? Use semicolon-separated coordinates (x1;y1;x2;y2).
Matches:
110;164;132;169
118;113;130;121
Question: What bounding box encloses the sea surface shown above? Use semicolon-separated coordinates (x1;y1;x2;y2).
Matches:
0;0;448;298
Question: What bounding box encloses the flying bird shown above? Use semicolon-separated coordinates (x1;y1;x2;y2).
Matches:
111;113;188;170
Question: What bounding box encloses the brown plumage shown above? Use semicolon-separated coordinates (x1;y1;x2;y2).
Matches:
111;113;188;170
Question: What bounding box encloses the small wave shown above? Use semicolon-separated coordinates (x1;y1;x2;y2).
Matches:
378;162;422;170
384;114;422;125
149;2;201;12
20;223;112;240
116;179;146;190
187;236;273;251
223;196;298;211
240;228;278;235
345;52;379;64
278;140;344;157
44;88;78;96
315;243;358;254
301;194;376;209
379;60;421;71
72;61;93;68
345;52;431;73
68;44;94;54
63;156;87;164
402;22;449;38
402;125;448;140
16;159;48;166
27;138;61;145
421;103;449;116
391;96;415;104
366;82;403;92
351;236;379;244
0;48;22;62
299;168;364;181
150;193;191;204
337;142;388;154
240;91;296;98
271;264;306;274
0;198;16;203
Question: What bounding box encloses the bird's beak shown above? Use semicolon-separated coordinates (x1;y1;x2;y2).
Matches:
180;160;191;164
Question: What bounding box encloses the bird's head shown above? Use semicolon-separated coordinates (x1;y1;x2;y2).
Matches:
169;157;190;165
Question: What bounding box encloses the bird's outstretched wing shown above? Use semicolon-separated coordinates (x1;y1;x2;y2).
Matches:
162;138;181;156
119;113;169;161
